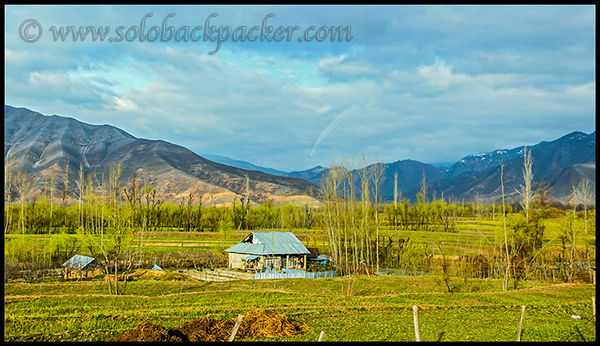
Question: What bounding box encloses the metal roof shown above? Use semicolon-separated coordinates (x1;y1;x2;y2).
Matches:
63;254;96;270
224;231;311;256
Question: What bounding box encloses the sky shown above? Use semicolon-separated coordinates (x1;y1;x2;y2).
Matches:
4;5;596;172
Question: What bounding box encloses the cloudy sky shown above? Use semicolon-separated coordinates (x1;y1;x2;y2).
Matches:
5;5;596;172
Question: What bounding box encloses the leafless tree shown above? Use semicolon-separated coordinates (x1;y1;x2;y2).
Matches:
48;165;57;223
14;170;35;234
393;171;400;231
500;163;511;291
516;147;534;222
571;176;595;235
4;156;17;234
237;174;251;230
420;171;428;204
76;163;86;228
368;159;386;274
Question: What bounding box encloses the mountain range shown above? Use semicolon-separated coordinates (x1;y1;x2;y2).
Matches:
4;105;318;206
5;105;595;205
212;133;595;203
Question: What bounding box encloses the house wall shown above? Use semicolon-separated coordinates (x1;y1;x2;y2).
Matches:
228;253;307;272
228;253;248;269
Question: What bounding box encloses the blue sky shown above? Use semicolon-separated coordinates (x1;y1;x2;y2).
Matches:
5;5;596;172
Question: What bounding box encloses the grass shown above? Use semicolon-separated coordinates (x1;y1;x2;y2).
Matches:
4;215;595;341
4;275;596;341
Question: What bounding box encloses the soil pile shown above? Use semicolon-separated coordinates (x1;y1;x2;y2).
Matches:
110;309;308;342
110;321;187;342
234;309;308;340
175;317;234;342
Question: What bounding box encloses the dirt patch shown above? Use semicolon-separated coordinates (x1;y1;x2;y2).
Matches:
110;322;187;342
233;309;308;339
109;309;309;342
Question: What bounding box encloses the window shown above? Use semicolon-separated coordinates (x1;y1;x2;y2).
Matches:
264;257;280;268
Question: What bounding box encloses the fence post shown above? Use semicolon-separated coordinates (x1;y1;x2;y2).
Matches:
413;305;420;342
593;297;596;321
228;314;244;342
516;305;526;341
318;331;325;341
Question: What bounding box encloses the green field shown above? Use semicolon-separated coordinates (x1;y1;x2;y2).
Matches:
4;214;596;341
4;275;596;342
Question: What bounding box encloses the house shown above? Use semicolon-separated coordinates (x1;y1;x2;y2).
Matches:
224;232;311;272
62;254;103;280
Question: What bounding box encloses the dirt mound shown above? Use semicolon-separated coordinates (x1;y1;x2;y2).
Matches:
110;310;308;342
176;317;234;342
110;321;187;342
234;309;308;340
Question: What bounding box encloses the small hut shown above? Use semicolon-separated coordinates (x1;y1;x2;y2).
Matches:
62;254;102;280
224;232;311;273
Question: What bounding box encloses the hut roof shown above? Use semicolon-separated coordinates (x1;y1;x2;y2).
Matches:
63;254;96;270
224;231;311;256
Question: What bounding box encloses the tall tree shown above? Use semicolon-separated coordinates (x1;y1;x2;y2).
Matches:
572;176;595;235
500;163;511;291
76;163;86;229
369;160;386;274
4;156;17;234
14;170;35;234
516;147;534;222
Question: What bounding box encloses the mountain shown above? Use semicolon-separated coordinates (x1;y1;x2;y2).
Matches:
377;160;446;201
285;160;445;202
420;131;596;202
202;154;288;176
4;105;319;206
284;165;328;185
6;105;593;206
280;130;595;203
445;146;532;179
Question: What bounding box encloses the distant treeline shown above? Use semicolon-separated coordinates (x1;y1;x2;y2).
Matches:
3;181;595;236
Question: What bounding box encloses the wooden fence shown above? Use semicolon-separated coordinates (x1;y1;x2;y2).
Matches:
255;268;337;280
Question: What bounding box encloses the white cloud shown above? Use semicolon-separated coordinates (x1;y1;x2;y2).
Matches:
4;5;596;171
112;97;138;113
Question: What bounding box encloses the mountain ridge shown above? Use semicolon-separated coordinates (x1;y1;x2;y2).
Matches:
4;105;318;206
5;105;594;205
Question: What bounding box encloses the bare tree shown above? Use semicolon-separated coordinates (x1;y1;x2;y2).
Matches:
500;163;511;291
368;160;386;274
571;176;595;235
420;171;428;204
60;159;71;226
76;163;85;228
321;163;341;268
237;174;251;230
516;147;534;222
14;170;35;234
48;166;57;230
4;156;17;234
187;192;195;232
123;170;142;229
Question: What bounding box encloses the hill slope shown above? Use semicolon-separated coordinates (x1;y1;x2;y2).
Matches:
4;105;318;205
421;131;596;202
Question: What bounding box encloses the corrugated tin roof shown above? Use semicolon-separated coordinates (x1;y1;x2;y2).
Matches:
224;231;311;255
62;254;96;270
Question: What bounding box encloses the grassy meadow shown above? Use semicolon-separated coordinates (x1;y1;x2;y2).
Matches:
4;214;596;341
4;275;596;341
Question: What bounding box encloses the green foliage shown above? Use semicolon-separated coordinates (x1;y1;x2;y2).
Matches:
399;240;431;274
509;210;545;259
